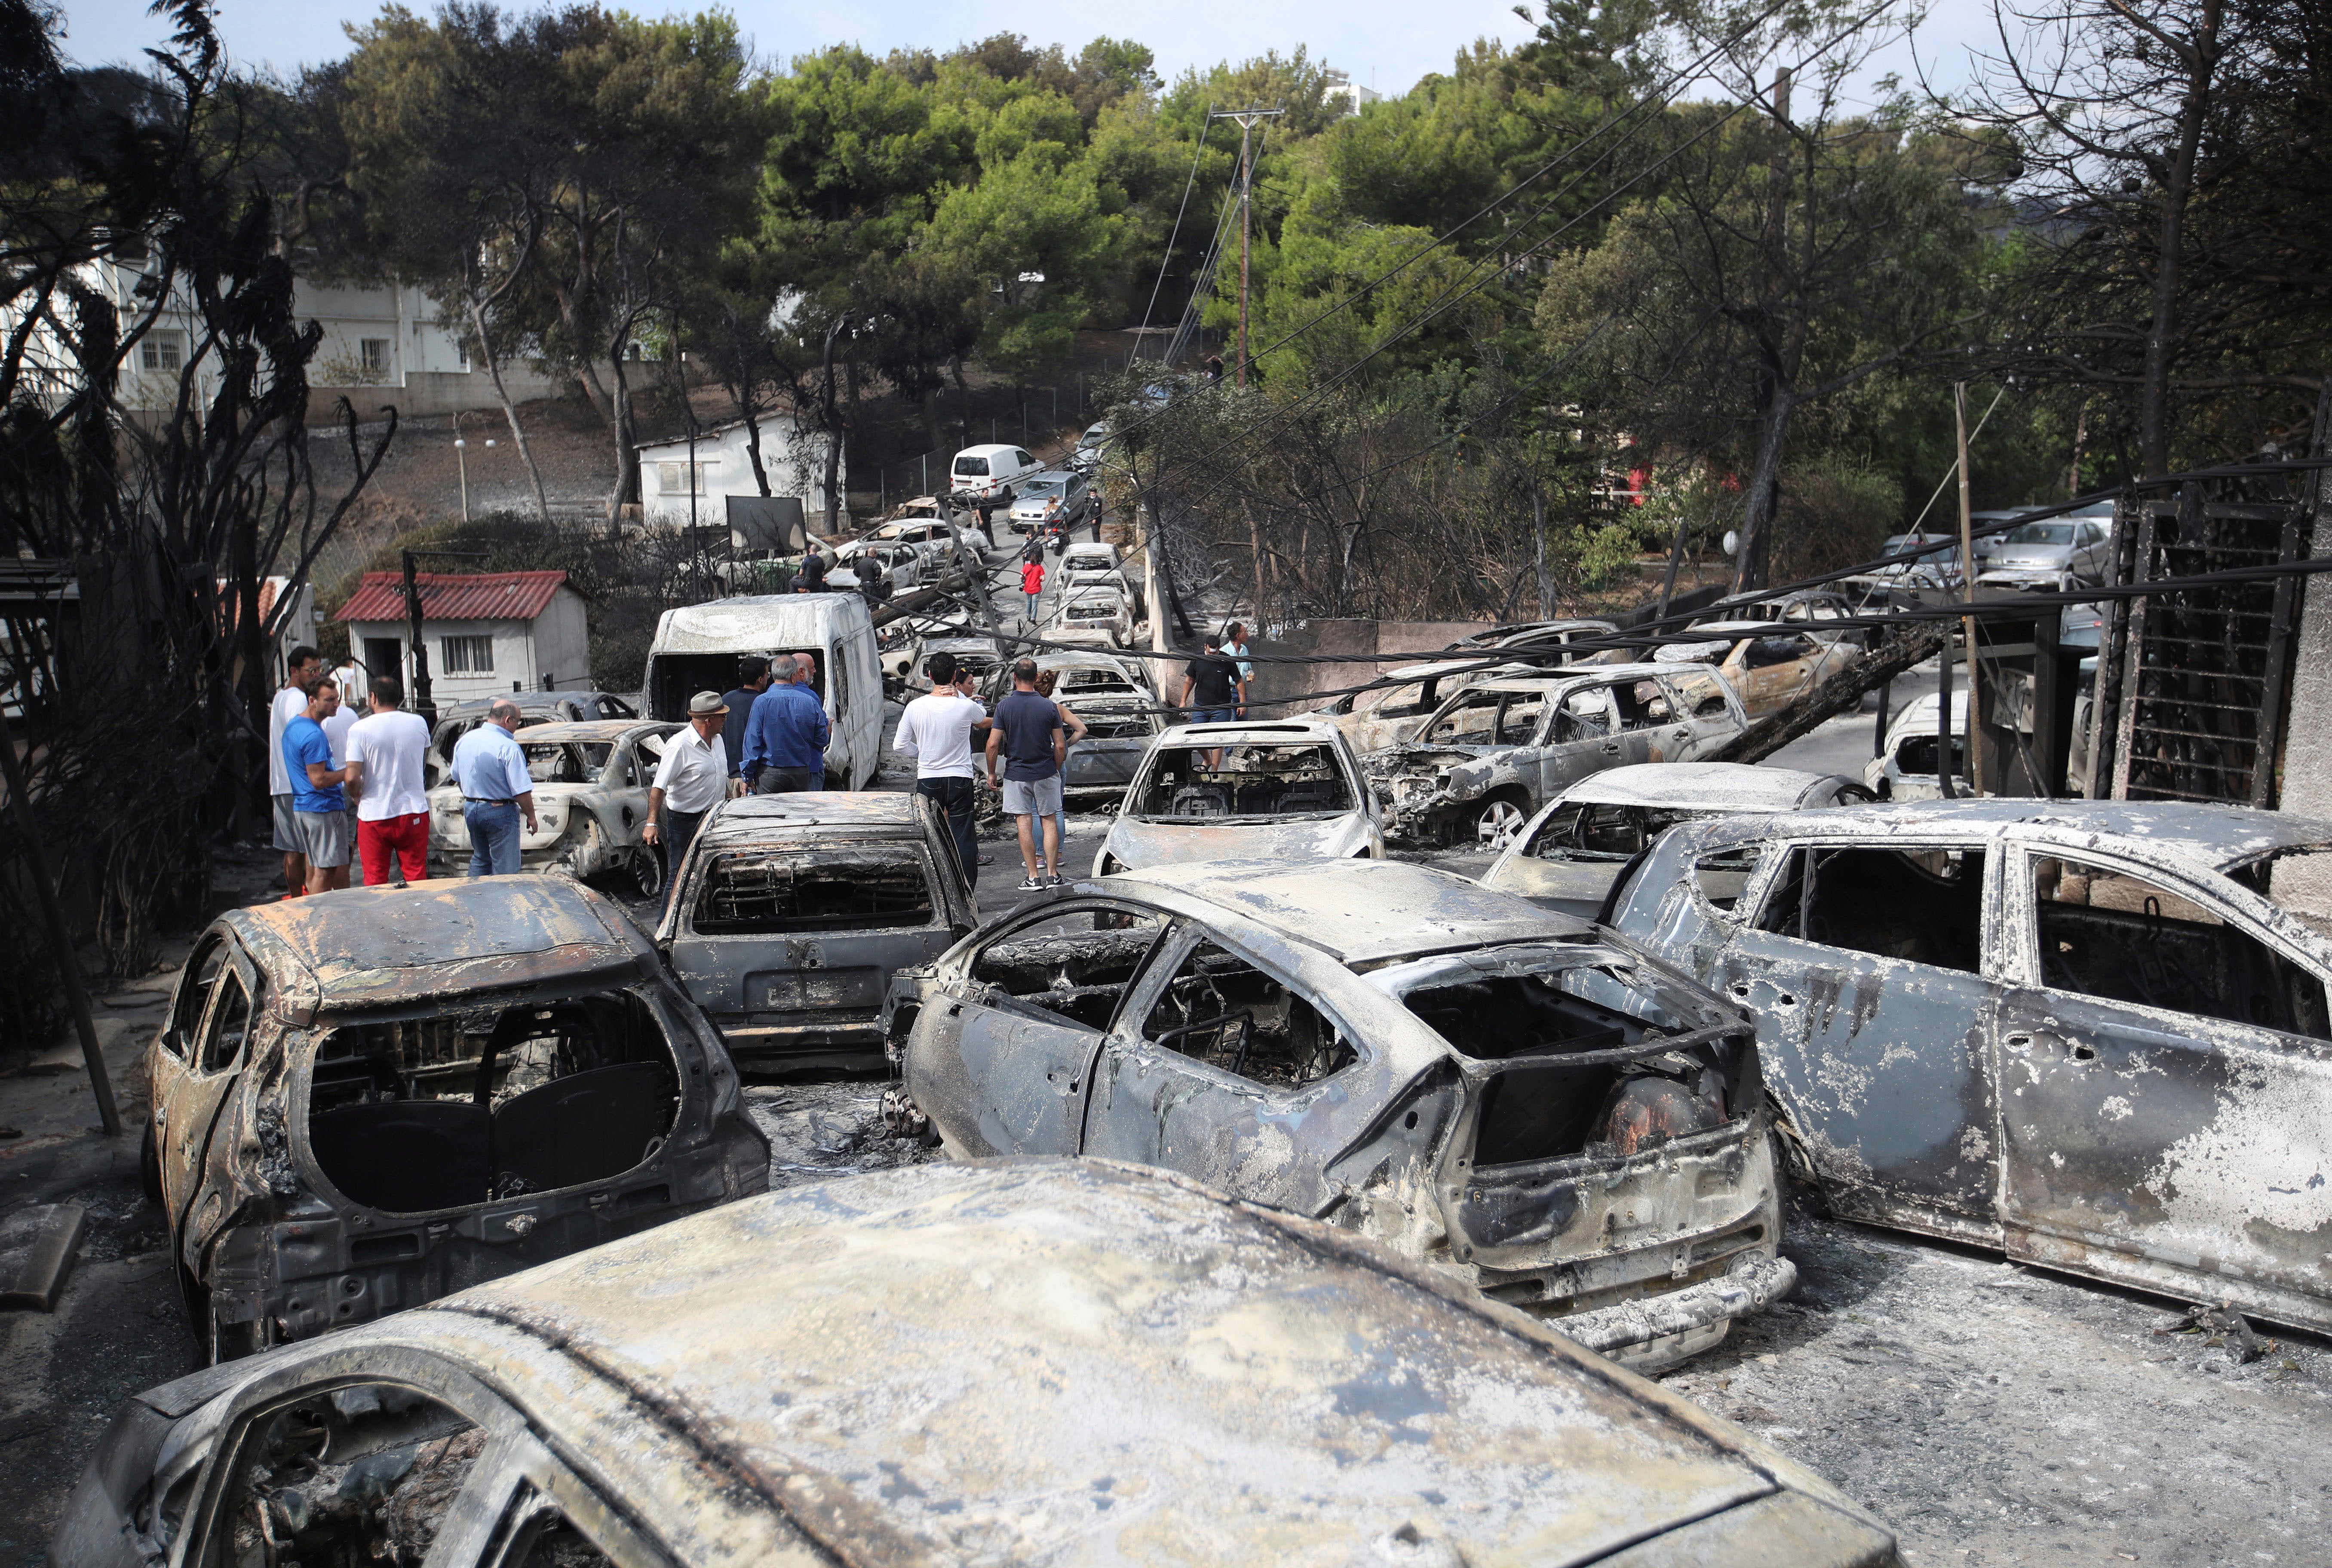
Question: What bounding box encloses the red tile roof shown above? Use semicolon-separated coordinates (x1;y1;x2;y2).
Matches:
335;570;572;625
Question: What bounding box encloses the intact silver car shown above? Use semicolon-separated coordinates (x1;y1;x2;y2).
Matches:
1369;662;1750;848
1605;799;2332;1338
1004;468;1093;536
1482;763;1873;918
887;859;1793;1370
1976;512;2113;591
1094;717;1381;875
657;793;977;1071
54;1161;1899;1568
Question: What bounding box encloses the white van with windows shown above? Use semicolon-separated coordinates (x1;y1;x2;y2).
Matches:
641;594;885;789
949;444;1045;503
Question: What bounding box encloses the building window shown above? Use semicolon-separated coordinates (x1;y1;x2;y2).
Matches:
359;338;389;374
140;331;184;373
458;342;472;372
442;634;493;673
657;460;718;495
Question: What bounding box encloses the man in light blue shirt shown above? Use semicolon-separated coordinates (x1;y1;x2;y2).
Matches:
449;698;538;876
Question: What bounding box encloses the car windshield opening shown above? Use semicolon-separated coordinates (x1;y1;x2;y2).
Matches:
1020;478;1064;496
1133;743;1355;821
1372;947;1737;1166
522;742;611;783
2006;522;2076;545
305;987;681;1213
970;909;1166;1031
1142;939;1355;1087
1525;803;1708;863
215;1386;483;1565
693;848;937;934
1760;845;1986;973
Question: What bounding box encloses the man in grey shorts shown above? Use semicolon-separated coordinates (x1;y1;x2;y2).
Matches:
986;658;1086;891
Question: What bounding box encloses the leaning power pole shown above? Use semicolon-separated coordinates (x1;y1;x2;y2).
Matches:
1212;107;1283;387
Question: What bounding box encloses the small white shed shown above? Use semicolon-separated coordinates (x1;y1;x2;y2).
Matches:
635;417;845;536
334;570;591;703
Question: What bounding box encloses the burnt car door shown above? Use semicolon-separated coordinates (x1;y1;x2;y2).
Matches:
1531;685;1632;799
167;946;260;1251
1081;924;1361;1214
150;933;228;1214
1716;839;2005;1243
1994;846;2332;1320
1655;668;1746;760
911;903;1169;1156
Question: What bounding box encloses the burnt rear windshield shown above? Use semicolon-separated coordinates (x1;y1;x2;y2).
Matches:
693;848;938;934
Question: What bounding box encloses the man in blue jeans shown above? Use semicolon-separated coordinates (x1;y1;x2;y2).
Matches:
743;653;831;792
1177;636;1247;770
449;698;538;876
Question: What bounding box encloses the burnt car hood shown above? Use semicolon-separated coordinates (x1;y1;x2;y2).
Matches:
1105;812;1370;870
1375;744;1511;777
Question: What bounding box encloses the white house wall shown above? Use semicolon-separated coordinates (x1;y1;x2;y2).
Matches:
636;420;842;533
536;592;593;691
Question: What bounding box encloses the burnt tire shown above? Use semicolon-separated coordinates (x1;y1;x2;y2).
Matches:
138;1120;162;1207
631;847;663;900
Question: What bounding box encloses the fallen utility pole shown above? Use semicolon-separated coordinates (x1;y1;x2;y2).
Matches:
868;564;982;630
0;703;120;1137
1709;622;1951;766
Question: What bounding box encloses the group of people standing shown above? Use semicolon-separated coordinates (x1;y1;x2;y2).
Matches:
895;650;1087;893
268;645;433;897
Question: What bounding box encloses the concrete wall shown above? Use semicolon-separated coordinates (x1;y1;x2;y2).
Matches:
1241;618;1488;717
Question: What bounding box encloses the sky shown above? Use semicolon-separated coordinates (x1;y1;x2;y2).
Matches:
55;0;2001;102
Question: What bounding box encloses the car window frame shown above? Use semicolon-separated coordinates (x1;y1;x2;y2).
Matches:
1748;834;2007;977
194;958;259;1078
1115;918;1372;1096
954;897;1176;1034
1999;840;2332;1034
163;931;232;1062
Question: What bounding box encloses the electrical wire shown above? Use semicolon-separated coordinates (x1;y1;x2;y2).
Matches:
1129;107;1214;370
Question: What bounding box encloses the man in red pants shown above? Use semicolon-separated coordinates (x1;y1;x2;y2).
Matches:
345;675;433;885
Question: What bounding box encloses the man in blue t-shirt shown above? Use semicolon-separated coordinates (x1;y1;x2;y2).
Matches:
985;658;1086;890
282;683;351;894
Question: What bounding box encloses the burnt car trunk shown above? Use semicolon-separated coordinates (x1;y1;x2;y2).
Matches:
1062;734;1151;804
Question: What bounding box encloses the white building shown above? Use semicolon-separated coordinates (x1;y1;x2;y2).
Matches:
635;417;845;537
1322;70;1382;116
334;570;592;704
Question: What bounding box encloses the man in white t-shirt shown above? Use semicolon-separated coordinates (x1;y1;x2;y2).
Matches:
269;646;325;897
343;674;434;887
321;687;361;880
893;649;991;893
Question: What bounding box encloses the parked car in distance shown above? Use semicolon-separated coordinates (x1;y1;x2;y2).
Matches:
54;1159;1900;1568
425;720;678;894
1312;657;1532;756
1605;799;2332;1340
1094;718;1381;875
1841;533;1964;597
826;539;926;595
1369;662;1750;849
1058;539;1132;600
1480;763;1871;918
1068;416;1113;468
859;508;993;561
142;877;768;1362
1052;584;1132;645
1004;468;1092;536
641;593;885;788
657;793;976;1072
948;442;1044;504
1864;689;1969;801
1976;512;2113;591
889;860;1796;1369
1657;622;1860;719
424;691;639;787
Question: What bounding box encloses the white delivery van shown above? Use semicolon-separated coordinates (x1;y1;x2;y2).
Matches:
949;444;1045;503
641;594;885;789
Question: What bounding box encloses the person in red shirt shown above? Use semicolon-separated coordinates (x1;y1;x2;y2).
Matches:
1020;557;1045;620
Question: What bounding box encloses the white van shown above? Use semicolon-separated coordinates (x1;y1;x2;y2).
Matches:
641;594;885;789
949;443;1045;502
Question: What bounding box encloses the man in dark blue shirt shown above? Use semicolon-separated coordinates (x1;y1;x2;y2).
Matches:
743;652;831;791
719;656;771;778
986;658;1085;889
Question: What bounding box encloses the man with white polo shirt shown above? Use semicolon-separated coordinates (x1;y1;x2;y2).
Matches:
893;650;991;894
646;691;731;894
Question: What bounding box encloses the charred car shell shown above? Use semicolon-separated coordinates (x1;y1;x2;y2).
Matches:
889;858;1790;1370
425;720;678;895
1095;717;1381;875
52;1161;1899;1568
1606;798;2332;1337
655;792;977;1071
145;878;768;1362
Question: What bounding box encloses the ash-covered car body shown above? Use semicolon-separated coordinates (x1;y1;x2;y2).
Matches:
144;878;768;1362
426;720;677;894
423;692;639;787
911;634;1010;688
1310;656;1532;756
655;793;976;1071
1051;584;1133;644
1863;689;1969;802
1369;662;1751;849
1445;616;1620;655
1605;798;2332;1336
52;1160;1900;1568
1482;763;1873;919
1094;717;1381;875
889;859;1791;1369
1657;622;1861;720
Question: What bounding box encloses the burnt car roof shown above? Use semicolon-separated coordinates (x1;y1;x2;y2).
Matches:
223;878;653;1022
280;1160;1881;1562
696;792;929;842
1691;797;2332;872
503;720;677;744
1153;718;1343;743
1109;857;1590;964
1555;763;1853;811
1458;662;1693;695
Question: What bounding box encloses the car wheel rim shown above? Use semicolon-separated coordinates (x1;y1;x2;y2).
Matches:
1477;800;1525;851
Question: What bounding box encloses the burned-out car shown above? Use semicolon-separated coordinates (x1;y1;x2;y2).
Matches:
887;859;1792;1369
656;793;976;1071
1310;656;1528;755
55;1161;1900;1568
1093;717;1381;875
425;720;678;895
1656;622;1860;719
1369;662;1749;849
1863;689;1968;801
144;878;769;1362
1605;799;2332;1336
1481;763;1872;919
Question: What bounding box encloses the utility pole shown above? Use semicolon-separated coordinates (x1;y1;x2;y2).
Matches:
1212;107;1283;387
1955;382;1984;794
402;547;488;728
